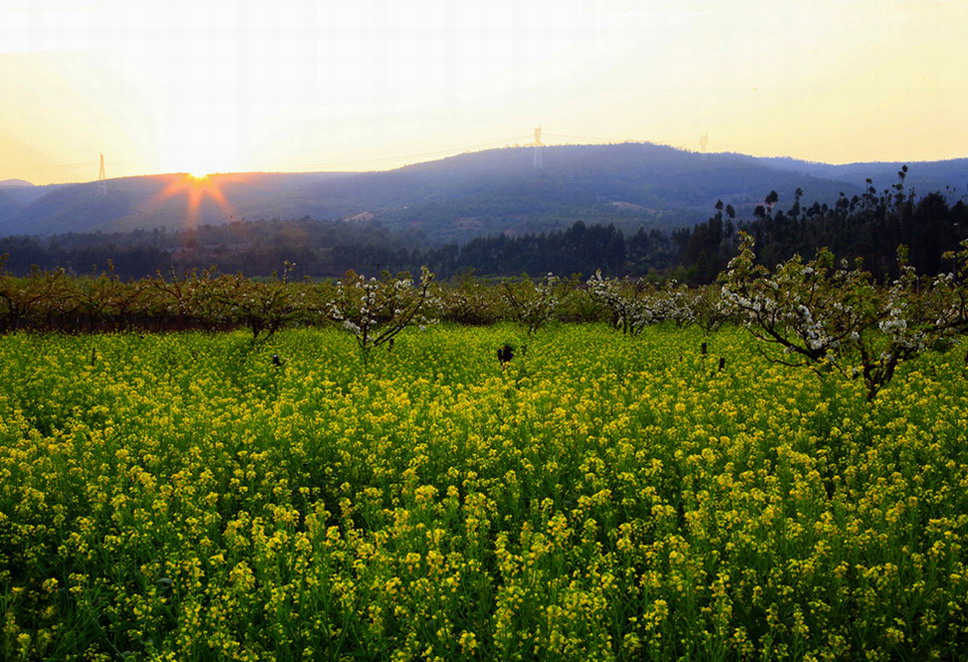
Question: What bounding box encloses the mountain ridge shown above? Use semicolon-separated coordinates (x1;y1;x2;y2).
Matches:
2;143;965;243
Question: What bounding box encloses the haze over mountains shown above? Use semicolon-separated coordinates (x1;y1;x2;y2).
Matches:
1;143;966;243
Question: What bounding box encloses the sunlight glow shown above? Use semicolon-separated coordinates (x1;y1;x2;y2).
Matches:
147;173;237;231
1;0;967;183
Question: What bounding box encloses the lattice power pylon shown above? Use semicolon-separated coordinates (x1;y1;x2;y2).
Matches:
97;153;107;195
532;126;544;169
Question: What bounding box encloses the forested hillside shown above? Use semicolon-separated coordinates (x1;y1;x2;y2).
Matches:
2;167;965;283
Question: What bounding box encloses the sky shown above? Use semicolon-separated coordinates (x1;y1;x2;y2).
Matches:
1;0;967;185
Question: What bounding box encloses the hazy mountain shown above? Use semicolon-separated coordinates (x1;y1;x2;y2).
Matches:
0;179;34;225
0;173;350;237
0;181;68;208
755;156;968;197
0;189;20;226
2;143;965;243
0;178;34;188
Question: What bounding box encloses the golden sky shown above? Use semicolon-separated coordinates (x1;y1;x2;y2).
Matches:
2;0;966;185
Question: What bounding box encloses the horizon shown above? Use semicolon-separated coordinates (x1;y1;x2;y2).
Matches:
4;141;968;189
3;0;967;186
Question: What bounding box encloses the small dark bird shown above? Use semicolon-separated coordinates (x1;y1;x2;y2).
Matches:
497;344;514;367
272;354;284;368
157;577;173;596
718;357;726;372
700;342;707;355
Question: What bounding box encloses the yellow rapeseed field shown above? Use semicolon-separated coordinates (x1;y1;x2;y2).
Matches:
1;324;966;660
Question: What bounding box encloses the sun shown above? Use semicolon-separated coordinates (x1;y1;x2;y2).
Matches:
160;104;243;178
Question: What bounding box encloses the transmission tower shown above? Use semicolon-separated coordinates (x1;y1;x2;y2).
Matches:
97;153;107;195
532;126;543;169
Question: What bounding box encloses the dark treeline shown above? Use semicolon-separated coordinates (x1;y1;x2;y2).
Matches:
423;222;663;278
682;167;968;282
1;168;966;282
0;218;423;280
444;169;968;282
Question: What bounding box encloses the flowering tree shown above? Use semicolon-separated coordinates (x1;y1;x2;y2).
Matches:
927;240;968;335
688;284;733;335
649;280;694;326
720;233;968;400
0;264;75;333
501;273;563;335
73;266;148;332
586;271;653;335
150;268;227;331
587;272;699;335
329;266;438;352
437;274;504;325
221;262;305;340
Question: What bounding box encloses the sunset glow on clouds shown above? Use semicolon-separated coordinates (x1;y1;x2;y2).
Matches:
2;0;966;184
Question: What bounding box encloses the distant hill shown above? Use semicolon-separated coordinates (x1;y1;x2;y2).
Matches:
755;156;968;198
0;179;32;227
0;178;34;188
2;143;966;243
365;144;864;241
0;189;20;226
0;173;351;237
0;181;68;208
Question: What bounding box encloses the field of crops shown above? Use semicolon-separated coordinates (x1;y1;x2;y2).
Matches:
1;324;967;660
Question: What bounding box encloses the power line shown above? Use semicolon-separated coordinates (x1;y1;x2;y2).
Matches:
543;132;614;142
18;131;584;180
22;161;96;172
288;135;533;170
